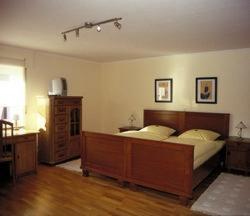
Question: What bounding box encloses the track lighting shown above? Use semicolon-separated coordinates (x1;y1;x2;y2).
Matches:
96;25;101;32
63;34;67;41
75;29;79;37
114;21;122;30
61;17;122;41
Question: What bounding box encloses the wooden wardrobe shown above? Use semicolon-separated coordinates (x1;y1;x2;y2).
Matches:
39;96;83;164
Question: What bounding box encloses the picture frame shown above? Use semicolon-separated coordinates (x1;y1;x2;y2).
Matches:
155;79;173;102
196;77;217;104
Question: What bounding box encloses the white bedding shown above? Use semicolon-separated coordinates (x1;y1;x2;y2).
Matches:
116;130;168;141
165;136;224;159
165;136;225;169
116;131;225;169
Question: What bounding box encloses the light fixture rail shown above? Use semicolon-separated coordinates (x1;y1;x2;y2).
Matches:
61;17;122;41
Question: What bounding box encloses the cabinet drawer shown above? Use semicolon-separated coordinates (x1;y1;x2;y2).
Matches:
54;133;67;142
228;142;249;151
55;150;67;162
54;99;65;106
54;124;67;133
14;134;36;143
54;106;66;114
66;99;81;106
54;140;67;152
55;115;67;124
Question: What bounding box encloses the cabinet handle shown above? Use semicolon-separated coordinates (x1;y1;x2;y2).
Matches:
17;155;20;159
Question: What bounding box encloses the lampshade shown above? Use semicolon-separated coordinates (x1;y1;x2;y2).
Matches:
128;114;136;121
13;114;19;121
128;114;136;126
236;121;247;129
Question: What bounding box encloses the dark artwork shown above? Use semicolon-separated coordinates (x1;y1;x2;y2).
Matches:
200;86;210;99
195;77;217;104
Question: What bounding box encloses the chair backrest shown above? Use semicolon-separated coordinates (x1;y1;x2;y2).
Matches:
0;120;14;158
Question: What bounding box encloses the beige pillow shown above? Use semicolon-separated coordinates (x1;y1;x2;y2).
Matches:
140;125;176;137
178;129;220;141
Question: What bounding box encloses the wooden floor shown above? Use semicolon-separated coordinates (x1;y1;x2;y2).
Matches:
0;165;212;216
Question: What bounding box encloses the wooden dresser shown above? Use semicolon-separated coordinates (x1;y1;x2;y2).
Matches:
39;96;83;164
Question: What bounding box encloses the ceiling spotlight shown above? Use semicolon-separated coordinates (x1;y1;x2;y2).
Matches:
63;34;67;41
75;29;79;37
114;21;122;30
85;22;93;28
97;25;101;32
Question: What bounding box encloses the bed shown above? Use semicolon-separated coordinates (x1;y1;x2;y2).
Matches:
81;110;229;204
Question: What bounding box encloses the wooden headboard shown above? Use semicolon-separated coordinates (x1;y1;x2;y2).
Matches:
144;110;230;139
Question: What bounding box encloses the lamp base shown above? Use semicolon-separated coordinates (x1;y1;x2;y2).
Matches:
237;128;243;139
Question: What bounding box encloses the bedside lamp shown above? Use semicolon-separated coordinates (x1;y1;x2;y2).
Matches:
236;121;247;139
13;114;19;130
128;114;136;127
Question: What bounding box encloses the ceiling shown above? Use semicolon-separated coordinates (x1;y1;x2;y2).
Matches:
0;0;250;62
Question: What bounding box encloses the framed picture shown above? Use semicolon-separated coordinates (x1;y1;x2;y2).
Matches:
196;77;217;104
155;79;173;102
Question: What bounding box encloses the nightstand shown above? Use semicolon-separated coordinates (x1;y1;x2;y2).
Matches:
226;136;250;174
118;126;142;133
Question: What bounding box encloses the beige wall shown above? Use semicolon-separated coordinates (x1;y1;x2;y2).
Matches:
100;49;250;137
0;44;102;131
1;44;250;137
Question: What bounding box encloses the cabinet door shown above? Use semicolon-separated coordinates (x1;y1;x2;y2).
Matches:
69;106;81;137
67;104;82;158
15;141;36;176
227;150;248;170
68;137;81;157
248;150;250;168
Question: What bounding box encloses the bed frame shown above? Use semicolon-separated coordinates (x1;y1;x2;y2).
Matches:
81;110;229;204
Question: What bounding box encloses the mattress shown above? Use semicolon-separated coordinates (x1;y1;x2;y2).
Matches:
117;131;225;169
116;130;168;141
165;136;225;169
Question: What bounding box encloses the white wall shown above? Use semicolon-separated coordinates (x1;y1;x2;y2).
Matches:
0;44;102;132
100;49;250;137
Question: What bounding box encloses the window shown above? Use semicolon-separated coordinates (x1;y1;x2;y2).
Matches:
0;64;25;127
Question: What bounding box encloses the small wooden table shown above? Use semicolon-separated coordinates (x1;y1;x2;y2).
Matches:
118;126;142;133
8;130;38;178
226;136;250;175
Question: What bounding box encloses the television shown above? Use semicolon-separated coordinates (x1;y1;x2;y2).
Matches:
48;77;67;96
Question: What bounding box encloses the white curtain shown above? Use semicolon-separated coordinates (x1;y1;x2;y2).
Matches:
0;58;25;126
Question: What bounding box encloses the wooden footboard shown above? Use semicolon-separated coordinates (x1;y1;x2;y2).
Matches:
82;131;194;200
82;132;126;180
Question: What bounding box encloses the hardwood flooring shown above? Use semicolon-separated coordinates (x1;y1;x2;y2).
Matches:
0;165;210;216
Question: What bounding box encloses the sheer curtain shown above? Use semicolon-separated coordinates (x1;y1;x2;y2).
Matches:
0;62;25;127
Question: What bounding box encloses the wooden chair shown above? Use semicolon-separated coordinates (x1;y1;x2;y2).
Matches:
0;120;15;184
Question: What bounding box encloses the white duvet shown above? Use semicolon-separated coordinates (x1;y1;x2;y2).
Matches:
117;131;225;169
116;130;168;141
